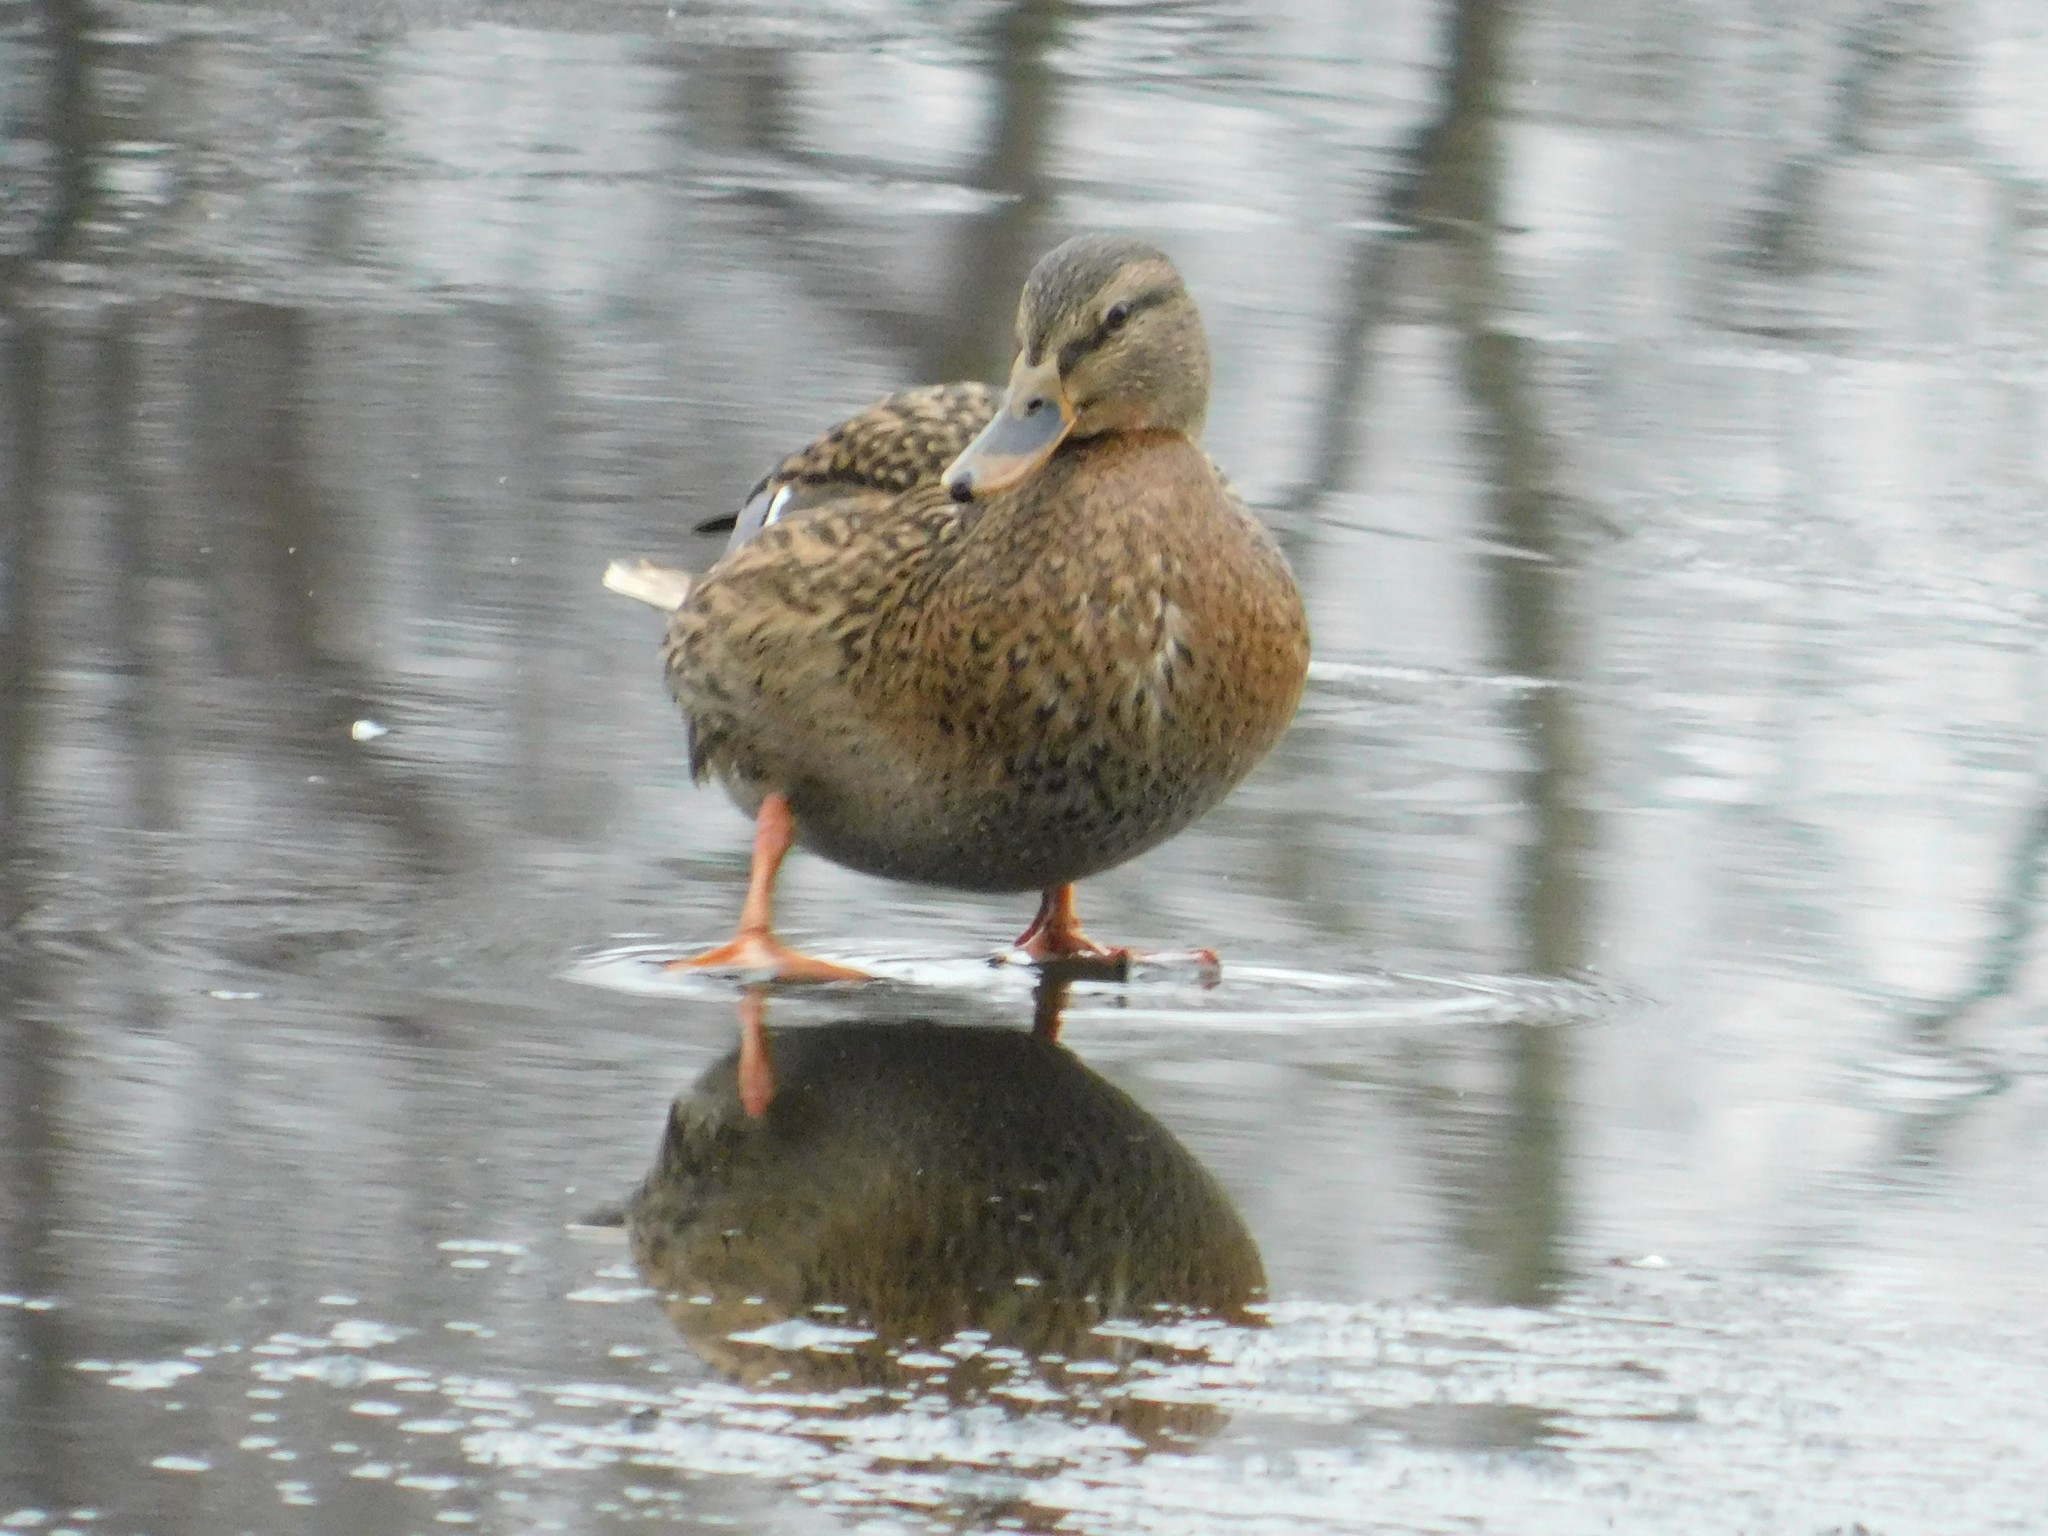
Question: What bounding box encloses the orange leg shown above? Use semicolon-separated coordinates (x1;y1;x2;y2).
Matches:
664;792;870;984
1011;884;1131;977
1013;884;1117;960
1009;884;1222;986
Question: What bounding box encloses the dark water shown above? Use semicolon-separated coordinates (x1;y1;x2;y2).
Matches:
5;0;2048;1531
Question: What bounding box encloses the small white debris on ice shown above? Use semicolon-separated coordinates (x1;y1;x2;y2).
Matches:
350;719;388;742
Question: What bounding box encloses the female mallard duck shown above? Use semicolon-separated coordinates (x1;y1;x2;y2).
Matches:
606;234;1310;982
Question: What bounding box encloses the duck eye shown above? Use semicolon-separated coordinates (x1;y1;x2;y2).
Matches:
1102;302;1131;333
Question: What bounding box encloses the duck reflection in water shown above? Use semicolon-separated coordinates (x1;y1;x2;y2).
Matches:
627;978;1264;1453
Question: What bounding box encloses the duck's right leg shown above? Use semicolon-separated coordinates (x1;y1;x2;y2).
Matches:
1011;883;1124;964
1007;884;1221;985
666;792;871;984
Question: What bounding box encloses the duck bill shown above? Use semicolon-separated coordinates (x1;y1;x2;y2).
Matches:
941;356;1075;500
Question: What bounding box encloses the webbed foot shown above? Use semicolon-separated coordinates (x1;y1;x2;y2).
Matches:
665;931;870;985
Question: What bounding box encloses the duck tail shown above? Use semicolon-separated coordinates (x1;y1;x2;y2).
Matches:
603;558;693;612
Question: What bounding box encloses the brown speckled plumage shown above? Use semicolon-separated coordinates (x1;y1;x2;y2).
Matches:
670;431;1304;890
738;382;998;519
635;234;1310;925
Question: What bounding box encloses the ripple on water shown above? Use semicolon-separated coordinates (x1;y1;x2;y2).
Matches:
1851;1039;2009;1112
562;941;1623;1033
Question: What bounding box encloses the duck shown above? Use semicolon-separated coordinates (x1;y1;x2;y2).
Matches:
605;233;1310;983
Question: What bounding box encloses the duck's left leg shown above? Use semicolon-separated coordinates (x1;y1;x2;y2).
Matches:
665;792;871;984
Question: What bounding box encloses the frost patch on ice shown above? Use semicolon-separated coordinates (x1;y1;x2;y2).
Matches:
565;1285;656;1304
107;1360;203;1391
329;1319;408;1349
726;1319;879;1352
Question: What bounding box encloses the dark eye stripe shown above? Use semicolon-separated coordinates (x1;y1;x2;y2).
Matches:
1055;286;1175;375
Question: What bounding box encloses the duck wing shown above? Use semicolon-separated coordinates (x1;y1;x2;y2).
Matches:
699;381;999;548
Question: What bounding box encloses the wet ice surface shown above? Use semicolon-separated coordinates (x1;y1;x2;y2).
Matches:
7;0;2048;1531
13;900;2048;1535
40;1259;2048;1534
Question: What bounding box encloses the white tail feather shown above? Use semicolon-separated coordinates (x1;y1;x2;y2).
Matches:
603;558;693;612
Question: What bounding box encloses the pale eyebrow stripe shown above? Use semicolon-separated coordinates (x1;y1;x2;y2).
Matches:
1056;285;1176;374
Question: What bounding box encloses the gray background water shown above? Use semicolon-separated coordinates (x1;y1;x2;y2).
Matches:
5;0;2048;1531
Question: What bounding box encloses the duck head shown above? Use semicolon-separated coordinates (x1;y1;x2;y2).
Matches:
942;234;1211;503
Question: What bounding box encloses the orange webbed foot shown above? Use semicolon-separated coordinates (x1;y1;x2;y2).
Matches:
1001;886;1125;978
664;930;871;985
668;791;872;985
996;886;1221;985
1008;929;1134;982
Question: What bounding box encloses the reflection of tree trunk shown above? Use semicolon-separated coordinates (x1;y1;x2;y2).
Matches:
8;0;93;271
1861;793;2048;1176
0;330;47;873
925;0;1062;384
1268;223;1400;571
0;0;96;1499
103;322;176;844
1270;123;1460;548
700;0;1062;385
696;50;932;351
496;304;580;837
189;302;460;874
1911;796;2048;1040
1271;0;1540;544
1;0;92;824
0;312;74;1525
1415;0;1590;971
1409;0;1580;1309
